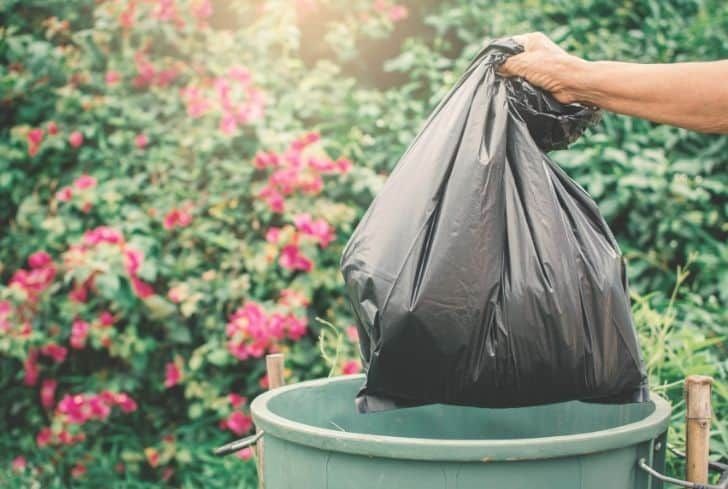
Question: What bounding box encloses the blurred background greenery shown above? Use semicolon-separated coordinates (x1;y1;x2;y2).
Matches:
0;0;725;487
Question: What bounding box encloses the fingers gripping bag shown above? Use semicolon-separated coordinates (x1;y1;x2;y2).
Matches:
340;39;649;413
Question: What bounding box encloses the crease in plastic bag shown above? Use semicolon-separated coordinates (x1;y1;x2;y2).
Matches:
340;38;649;413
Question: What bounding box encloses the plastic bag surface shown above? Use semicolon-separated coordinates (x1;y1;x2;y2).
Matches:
341;39;648;412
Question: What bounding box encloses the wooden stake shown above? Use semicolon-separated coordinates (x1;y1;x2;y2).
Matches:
256;353;286;489
266;353;285;390
685;375;713;484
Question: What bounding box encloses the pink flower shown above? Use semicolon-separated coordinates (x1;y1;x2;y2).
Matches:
167;285;186;303
99;310;115;327
164;362;182;388
134;133;149;149
56;186;73;202
258;185;285;213
226;303;266;335
133;51;156;88
279;289;310;308
27;128;44;145
131;276;154;299
28;251;52;269
388;4;408;22
254;151;280;169
39;343;67;363
55;392;125;425
342;360;361;375
226;302;276;360
9;265;56;300
180;85;211;118
285;315;308;340
70;320;90;349
57;394;87;424
71;463;87;479
346;325;359;342
123;248;144;276
307;156;336;173
236;87;265;123
335;157;353;173
83;226;124;246
40;379;58;409
0;302;10;333
11;456;27;472
265;227;281;244
278;244;313;272
145;448;160;468
190;0;213;24
156;67;178;87
228;65;251;85
214;77;232;108
228;393;247;408
36;427;53;447
291;131;320;151
106;70;121;85
57;430;85;445
74;174;97;190
163;208;193;230
270;168;300;194
235;448;253;461
373;1;408;22
227;342;250;360
119;2;136;29
219;111;238;135
153;0;184;26
68;131;84;148
298;173;324;195
99;390;118;405
27;128;44;156
69;282;89;303
267;314;287;340
47;121;59;135
88;395;112;420
19;321;32;337
23;350;39;386
293;213;335;247
222;411;253;436
113;392;138;413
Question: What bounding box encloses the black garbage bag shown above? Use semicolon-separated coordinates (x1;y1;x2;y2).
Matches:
340;39;649;413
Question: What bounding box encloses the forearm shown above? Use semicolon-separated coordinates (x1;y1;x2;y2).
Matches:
564;59;728;133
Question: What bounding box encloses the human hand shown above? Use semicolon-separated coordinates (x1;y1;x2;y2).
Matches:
499;32;584;104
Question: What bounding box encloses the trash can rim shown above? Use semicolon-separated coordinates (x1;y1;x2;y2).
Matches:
250;375;671;462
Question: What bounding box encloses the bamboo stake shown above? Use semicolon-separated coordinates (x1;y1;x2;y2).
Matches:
684;375;713;484
256;353;285;489
266;353;286;390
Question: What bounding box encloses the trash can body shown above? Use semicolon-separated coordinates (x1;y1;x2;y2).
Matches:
251;376;670;489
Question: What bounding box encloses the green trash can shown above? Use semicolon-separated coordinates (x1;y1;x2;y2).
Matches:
250;375;671;488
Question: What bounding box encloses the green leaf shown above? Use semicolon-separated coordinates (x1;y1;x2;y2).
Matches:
144;296;176;319
207;348;230;367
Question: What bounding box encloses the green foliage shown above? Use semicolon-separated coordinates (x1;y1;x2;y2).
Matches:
632;257;728;472
0;0;725;487
0;0;388;485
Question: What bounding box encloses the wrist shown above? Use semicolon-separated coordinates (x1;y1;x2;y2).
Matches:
558;56;594;105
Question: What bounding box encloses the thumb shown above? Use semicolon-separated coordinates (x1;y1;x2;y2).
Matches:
497;53;524;77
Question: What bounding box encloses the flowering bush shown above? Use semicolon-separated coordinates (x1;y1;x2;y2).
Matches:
0;0;403;485
0;0;725;487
